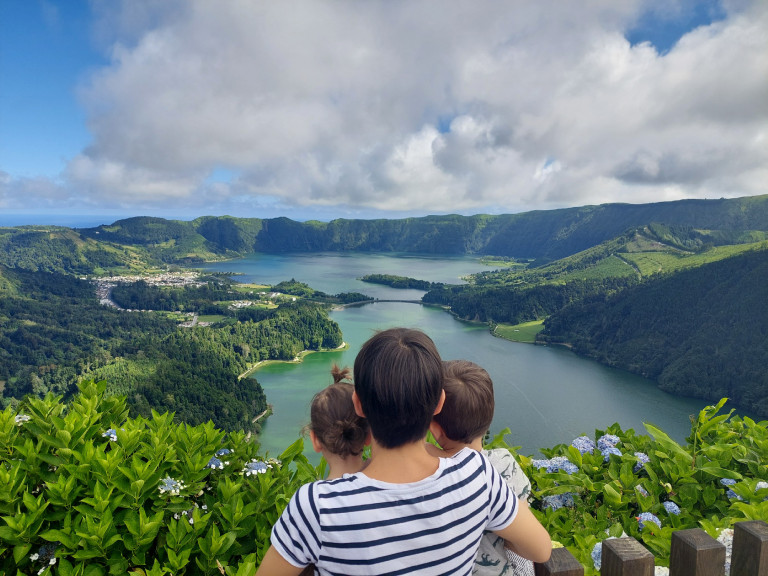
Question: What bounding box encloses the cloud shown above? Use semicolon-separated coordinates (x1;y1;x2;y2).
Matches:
41;0;768;215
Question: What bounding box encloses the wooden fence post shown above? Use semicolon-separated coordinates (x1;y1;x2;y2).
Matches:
730;520;768;576
601;537;654;576
533;547;584;576
669;528;725;576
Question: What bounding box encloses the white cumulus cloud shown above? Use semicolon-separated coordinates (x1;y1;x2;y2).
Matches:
11;0;766;217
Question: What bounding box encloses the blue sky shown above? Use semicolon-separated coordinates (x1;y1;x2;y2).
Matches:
1;0;766;226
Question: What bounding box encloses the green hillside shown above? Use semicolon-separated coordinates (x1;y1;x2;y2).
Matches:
541;247;768;417
0;225;156;275
69;195;767;265
1;196;765;273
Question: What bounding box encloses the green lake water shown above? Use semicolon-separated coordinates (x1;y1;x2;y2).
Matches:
200;253;711;462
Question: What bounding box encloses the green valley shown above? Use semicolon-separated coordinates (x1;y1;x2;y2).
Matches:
0;194;766;422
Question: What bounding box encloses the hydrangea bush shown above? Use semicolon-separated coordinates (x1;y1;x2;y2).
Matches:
0;380;321;575
2;385;766;575
487;398;768;574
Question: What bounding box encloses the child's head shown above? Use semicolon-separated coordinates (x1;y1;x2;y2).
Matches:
433;359;494;444
308;365;369;458
353;327;444;449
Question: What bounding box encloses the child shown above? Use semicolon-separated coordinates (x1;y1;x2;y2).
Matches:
256;327;551;575
429;359;535;576
306;364;370;479
299;365;370;576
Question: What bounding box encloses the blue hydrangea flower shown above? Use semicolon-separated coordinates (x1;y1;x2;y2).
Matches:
597;434;620;451
591;541;603;570
30;543;57;566
601;446;622;462
215;448;232;457
633;452;650;472
531;456;579;475
542;492;575;511
636;484;649;498
242;459;273;476
101;428;118;442
158;476;185;496
571;436;596;454
663;501;681;515
720;478;743;500
205;457;227;470
637;512;661;530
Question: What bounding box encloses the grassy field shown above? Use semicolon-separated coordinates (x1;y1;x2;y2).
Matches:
479;256;528;269
198;314;228;323
494;319;545;343
232;283;271;293
556;254;639;282
621;241;767;276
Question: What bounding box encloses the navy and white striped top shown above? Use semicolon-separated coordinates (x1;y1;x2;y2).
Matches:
271;447;519;575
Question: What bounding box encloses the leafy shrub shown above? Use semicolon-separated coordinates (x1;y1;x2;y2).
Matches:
495;398;768;573
2;385;765;575
0;380;320;575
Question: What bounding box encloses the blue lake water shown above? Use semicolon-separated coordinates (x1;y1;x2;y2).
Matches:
200;253;711;461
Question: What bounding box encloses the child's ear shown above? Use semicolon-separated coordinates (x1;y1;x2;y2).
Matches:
429;420;445;444
309;430;323;453
363;428;372;447
352;391;366;418
433;389;446;415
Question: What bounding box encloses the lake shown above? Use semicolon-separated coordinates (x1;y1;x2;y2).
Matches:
200;253;710;461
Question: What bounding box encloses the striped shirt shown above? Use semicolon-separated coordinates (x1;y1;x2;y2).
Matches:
271;448;519;576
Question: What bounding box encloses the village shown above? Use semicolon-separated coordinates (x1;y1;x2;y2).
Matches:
91;271;292;326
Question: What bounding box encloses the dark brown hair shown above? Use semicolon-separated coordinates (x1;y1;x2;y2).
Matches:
434;359;494;444
308;365;369;457
353;328;444;448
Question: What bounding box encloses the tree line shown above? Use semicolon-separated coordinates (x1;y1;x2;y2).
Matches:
360;274;443;290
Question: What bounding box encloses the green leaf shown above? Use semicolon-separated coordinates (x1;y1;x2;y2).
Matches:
13;543;32;564
278;438;304;462
58;558;74;576
699;465;742;480
124;510;140;537
83;564;106;576
40;528;78;549
603;484;622;508
645;423;692;464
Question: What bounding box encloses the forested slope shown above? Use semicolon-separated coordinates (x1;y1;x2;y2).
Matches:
541;247;768;417
0;266;342;430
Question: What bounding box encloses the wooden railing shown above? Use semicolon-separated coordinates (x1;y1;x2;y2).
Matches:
534;520;767;576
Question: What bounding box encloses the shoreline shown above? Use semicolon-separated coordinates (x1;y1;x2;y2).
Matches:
238;341;349;379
